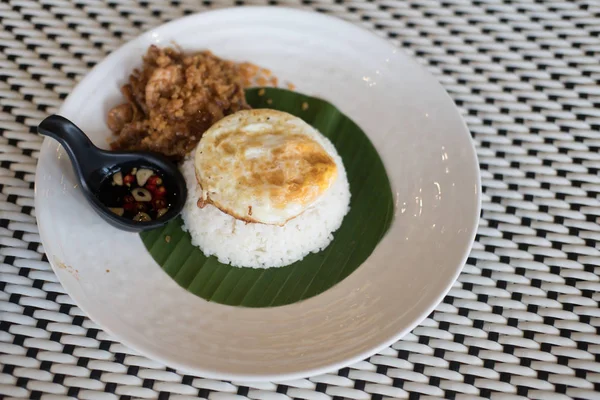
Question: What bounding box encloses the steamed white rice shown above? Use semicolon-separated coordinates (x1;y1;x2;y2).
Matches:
180;136;351;269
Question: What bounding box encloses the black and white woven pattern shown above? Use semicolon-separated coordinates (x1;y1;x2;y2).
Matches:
1;0;599;399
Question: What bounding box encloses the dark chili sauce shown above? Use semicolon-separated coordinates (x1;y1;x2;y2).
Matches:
94;163;175;222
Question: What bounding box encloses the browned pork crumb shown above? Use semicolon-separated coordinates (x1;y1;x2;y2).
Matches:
238;62;279;88
107;46;250;160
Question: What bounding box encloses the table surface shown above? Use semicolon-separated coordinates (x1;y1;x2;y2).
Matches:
1;0;599;399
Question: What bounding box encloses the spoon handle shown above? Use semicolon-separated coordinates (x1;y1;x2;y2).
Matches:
37;115;103;179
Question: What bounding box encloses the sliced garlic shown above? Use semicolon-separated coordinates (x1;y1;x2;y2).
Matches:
132;188;152;202
133;212;151;222
157;208;169;218
113;171;123;186
136;168;154;186
109;207;124;216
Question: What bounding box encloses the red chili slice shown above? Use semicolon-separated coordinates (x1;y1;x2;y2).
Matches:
155;186;167;196
123;174;135;185
147;176;163;186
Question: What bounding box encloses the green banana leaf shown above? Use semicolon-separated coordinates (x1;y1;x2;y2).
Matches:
140;88;394;307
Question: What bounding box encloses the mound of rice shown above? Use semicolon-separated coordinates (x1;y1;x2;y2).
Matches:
180;136;351;269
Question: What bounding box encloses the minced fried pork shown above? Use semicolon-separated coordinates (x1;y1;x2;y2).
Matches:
107;46;250;159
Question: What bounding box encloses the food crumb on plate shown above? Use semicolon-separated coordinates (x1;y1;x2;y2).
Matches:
165;235;171;243
302;102;309;111
267;99;273;104
106;269;110;273
55;258;80;279
258;88;265;96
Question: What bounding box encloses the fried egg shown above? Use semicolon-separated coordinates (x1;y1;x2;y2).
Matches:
194;109;338;225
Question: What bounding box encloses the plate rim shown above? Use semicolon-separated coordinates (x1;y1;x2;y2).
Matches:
35;6;482;381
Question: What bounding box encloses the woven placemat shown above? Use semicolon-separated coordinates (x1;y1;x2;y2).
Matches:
1;0;599;399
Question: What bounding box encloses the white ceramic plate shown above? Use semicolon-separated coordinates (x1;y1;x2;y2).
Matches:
35;7;480;381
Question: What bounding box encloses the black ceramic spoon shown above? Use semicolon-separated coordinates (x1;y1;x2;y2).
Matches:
38;114;187;232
